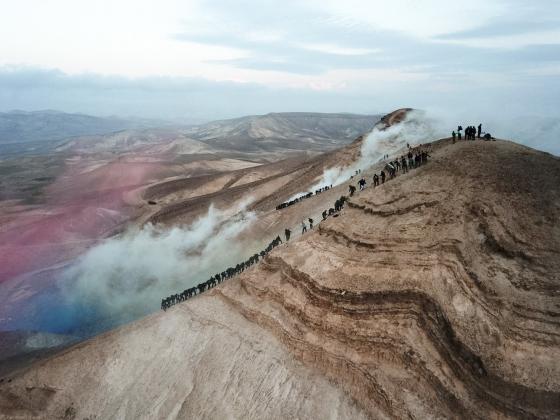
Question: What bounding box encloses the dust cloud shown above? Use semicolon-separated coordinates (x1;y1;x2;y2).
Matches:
61;200;257;328
311;110;441;189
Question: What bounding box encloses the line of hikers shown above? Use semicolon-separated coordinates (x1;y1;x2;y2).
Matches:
320;195;348;221
348;149;430;196
162;144;434;311
162;189;355;311
276;185;332;210
161;235;283;311
285;193;348;239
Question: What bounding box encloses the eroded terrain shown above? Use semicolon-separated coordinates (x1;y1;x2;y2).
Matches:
1;137;558;419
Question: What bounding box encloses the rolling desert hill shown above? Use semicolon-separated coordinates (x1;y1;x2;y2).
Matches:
51;112;379;160
1;111;374;206
1;117;559;419
184;112;379;153
54;128;214;155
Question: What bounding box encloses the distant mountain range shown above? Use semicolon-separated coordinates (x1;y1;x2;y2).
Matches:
185;112;379;153
61;112;380;156
1;111;380;157
0;110;169;155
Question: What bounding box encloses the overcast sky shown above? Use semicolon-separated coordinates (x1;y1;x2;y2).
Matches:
0;0;559;131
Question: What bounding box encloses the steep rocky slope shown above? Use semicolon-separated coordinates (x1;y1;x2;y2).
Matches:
217;139;560;419
1;139;559;419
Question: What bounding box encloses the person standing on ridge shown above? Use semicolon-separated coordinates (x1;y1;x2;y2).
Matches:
401;156;408;173
452;130;456;143
308;218;314;229
285;228;291;241
358;178;366;191
478;123;482;138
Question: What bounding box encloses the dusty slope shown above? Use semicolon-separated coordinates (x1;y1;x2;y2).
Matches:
1;139;559;419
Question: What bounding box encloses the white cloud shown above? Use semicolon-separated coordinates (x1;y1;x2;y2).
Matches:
313;0;506;38
0;0;247;78
2;0;554;81
300;43;381;56
62;200;259;323
436;30;560;49
0;0;559;131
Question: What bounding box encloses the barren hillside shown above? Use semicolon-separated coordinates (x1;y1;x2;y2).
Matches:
184;112;379;153
1;136;559;419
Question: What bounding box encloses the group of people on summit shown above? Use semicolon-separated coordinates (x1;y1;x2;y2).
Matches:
452;124;483;141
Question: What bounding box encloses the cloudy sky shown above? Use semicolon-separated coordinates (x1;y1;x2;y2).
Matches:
0;0;559;127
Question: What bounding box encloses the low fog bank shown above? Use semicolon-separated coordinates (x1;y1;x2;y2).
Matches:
423;106;560;156
311;110;441;189
59;200;260;334
490;117;560;156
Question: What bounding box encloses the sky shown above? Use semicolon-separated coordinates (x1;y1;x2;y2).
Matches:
0;0;559;130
